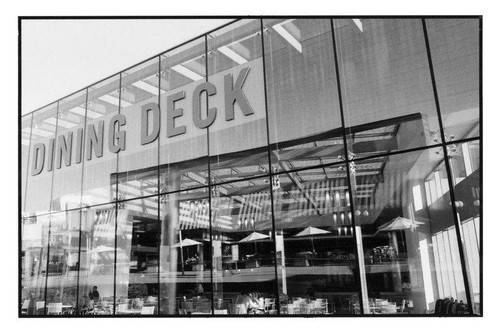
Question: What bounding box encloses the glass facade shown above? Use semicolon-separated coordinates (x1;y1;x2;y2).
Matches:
20;17;481;316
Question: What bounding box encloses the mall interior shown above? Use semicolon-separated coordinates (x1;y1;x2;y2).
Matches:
20;18;481;316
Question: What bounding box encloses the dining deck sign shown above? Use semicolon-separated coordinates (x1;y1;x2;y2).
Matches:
30;66;256;176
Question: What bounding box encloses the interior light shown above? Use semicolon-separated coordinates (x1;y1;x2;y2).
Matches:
44;117;76;129
352;19;363;32
69;106;101;119
272;20;302;53
131;80;161;96
218;45;248;64
172;64;204;81
98;94;132;108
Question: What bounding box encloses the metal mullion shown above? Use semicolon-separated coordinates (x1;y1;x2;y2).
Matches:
156;55;162;315
205;34;215;315
260;18;281;315
75;87;89;316
330;18;366;315
421;18;474;313
112;73;122;315
43;100;60;316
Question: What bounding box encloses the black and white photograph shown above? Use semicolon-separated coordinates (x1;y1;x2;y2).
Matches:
4;0;497;330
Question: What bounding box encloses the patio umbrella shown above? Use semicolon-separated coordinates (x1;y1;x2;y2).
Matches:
239;231;269;256
172;238;203;275
377;217;424;232
377;216;424;254
238;231;269;243
172;238;203;248
294;226;331;253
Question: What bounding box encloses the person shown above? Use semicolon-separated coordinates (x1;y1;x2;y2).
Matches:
402;279;412;291
306;283;316;299
88;286;100;301
194;283;204;296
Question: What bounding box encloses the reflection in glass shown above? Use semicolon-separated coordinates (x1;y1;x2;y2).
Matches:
21;215;50;315
51;90;87;212
118;58;160;201
19;18;481;317
44;211;81;315
211;177;277;315
426;19;480;141
447;140;480;314
352;149;469;314
115;197;159;315
159;188;211;315
81;76;120;206
334;19;441;157
159;38;209;193
77;203;116;315
263;18;345;172
272;166;361;314
24;104;58;215
207;19;269;184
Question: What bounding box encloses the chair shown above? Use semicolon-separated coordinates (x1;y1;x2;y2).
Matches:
21;300;30;314
47;303;63;315
195;300;211;313
381;302;397;314
313;299;328;314
299;301;314;314
141;306;155;315
264;298;276;314
35;301;45;314
133;298;144;309
117;303;128;313
146;296;158;305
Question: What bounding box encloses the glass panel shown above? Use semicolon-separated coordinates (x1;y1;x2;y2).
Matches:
115;197;160;315
426;19;480;141
263;18;345;172
21;114;33;217
352;148;470;315
272;166;361;315
81;75;120;206
51;90;87;212
334;19;441;158
21;214;50;315
77;203;116;315
211;176;277;315
118;58;160;201
448;140;480;314
159;188;211;315
25;103;58;216
159;38;209;193
44;211;81;315
207;19;269;184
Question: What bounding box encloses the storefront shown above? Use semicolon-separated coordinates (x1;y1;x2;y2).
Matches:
20;17;481;316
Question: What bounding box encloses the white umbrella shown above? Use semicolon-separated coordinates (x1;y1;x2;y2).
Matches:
238;231;269;243
294;226;331;237
172;238;203;276
239;231;269;257
377;216;424;254
377;217;424;232
172;238;203;248
294;226;331;253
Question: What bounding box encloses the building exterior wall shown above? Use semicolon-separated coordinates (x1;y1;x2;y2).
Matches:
20;17;481;316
